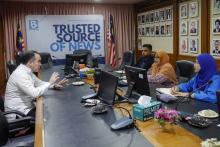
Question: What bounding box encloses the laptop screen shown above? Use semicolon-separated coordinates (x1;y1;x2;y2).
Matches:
97;71;118;105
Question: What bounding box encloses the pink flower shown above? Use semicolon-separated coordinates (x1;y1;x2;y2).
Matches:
154;108;180;124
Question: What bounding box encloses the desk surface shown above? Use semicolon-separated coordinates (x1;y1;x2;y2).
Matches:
35;66;220;147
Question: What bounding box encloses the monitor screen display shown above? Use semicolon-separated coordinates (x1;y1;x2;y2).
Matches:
124;65;150;96
97;71;118;105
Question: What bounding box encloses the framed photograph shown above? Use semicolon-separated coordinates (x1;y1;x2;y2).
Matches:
141;15;145;23
145;13;149;23
150;12;154;23
189;20;198;35
165;7;172;21
155;25;160;36
150;26;155;36
213;19;220;34
138;27;142;36
189;2;198;18
212;39;220;55
145;27;150;36
160;25;165;36
213;0;220;14
189;38;198;53
138;39;142;50
180;38;188;53
180;4;188;19
155;11;160;22
165;23;172;36
160;9;165;21
142;27;145;36
180;21;188;36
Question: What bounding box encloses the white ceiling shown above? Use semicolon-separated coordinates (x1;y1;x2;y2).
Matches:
1;0;146;4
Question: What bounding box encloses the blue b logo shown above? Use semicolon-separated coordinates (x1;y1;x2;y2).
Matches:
29;20;39;30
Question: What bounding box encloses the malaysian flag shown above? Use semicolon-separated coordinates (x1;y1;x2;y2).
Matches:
108;15;116;67
16;23;25;54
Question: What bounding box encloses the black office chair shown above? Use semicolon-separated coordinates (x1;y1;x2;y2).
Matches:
73;49;97;67
176;60;195;83
119;50;134;70
6;60;18;75
0;97;35;138
39;52;53;69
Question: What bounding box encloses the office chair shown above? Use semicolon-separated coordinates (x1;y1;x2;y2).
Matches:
73;49;94;67
0;97;35;138
119;50;134;69
176;60;195;83
39;52;53;69
6;60;18;75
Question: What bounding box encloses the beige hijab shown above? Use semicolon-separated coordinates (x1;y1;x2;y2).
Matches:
150;49;177;84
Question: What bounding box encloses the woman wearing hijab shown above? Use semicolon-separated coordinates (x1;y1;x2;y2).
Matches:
172;53;220;103
148;49;177;86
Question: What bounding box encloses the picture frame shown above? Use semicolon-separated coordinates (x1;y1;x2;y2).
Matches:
159;9;165;21
150;25;155;36
165;7;172;21
145;27;150;36
180;38;188;53
142;27;145;36
180;4;188;19
189;38;198;53
180;20;188;36
165;23;172;36
212;39;220;55
160;25;165;36
189;20;198;36
145;13;149;23
213;0;220;14
150;12;155;23
213;19;220;34
141;15;145;24
138;39;142;50
154;11;160;22
137;15;141;24
155;25;160;36
189;1;198;18
138;27;142;36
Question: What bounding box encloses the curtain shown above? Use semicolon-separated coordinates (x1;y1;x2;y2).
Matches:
0;2;136;67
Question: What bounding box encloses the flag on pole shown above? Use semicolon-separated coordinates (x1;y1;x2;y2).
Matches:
16;24;25;54
108;14;116;67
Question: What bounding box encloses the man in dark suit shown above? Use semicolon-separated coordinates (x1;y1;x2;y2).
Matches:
213;19;220;33
135;44;154;71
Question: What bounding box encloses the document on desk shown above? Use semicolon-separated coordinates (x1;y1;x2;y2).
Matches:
156;88;174;96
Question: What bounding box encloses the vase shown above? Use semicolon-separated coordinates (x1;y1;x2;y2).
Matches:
159;123;175;133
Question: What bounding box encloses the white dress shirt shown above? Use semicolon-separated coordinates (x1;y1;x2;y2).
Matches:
4;64;51;115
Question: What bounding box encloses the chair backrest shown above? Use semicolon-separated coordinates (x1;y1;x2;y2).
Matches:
6;60;17;75
120;50;134;69
176;60;195;83
0;112;9;146
73;49;93;67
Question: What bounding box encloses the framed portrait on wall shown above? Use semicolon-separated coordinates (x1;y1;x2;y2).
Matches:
155;25;160;36
213;0;220;14
180;38;188;53
138;15;141;24
141;15;145;23
160;9;165;21
138;27;142;36
142;27;145;36
212;39;220;55
138;39;142;50
189;20;198;35
155;11;160;22
165;23;172;36
145;27;150;36
180;4;188;19
145;13;149;23
150;26;155;36
165;7;172;21
213;19;220;34
189;1;198;18
160;25;165;36
189;38;198;53
180;20;188;36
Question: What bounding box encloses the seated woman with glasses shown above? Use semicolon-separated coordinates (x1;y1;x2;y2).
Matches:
171;53;220;103
148;49;177;86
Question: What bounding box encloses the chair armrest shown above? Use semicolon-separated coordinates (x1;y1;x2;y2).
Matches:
3;110;26;117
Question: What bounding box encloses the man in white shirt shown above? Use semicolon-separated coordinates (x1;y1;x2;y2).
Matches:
4;51;68;117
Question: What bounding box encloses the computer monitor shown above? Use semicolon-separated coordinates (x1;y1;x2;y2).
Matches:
124;65;150;98
97;71;118;105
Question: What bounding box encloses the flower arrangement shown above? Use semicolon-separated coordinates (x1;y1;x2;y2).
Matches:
154;107;180;126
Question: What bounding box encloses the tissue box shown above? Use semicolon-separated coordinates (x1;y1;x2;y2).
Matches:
133;100;161;121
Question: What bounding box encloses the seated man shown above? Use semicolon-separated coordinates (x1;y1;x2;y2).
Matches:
4;50;68;118
135;44;154;71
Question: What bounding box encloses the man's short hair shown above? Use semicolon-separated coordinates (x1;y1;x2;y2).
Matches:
142;44;152;51
20;50;39;64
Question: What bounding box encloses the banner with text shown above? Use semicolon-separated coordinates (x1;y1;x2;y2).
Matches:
25;15;104;59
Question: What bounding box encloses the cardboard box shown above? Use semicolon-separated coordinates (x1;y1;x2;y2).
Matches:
133;100;161;121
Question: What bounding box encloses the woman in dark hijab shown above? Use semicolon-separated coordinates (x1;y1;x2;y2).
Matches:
172;53;220;103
